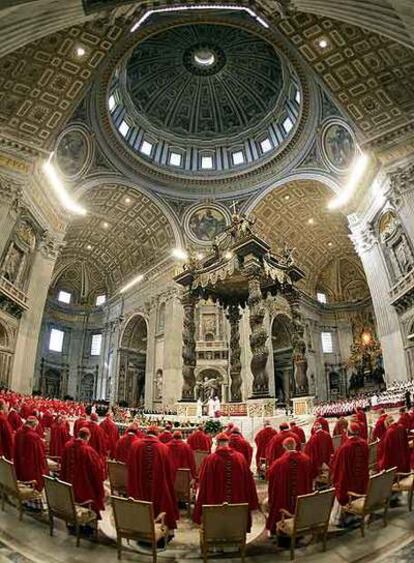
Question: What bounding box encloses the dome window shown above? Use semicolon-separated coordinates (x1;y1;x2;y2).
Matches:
169;152;182;167
283;116;294;134
96;294;106;306
295;89;301;105
260;138;272;153
139;140;153;156
58;290;71;304
108;95;116;111
232;151;245;166
119;120;129;137
201;155;214;170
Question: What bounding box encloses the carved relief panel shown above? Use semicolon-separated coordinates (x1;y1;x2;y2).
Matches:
378;210;414;282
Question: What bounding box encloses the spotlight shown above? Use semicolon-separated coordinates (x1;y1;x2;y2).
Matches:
319;38;328;49
308;218;315;225
86;244;92;250
76;46;86;57
125;197;131;204
172;248;188;260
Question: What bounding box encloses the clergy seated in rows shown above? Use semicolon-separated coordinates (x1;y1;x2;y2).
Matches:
331;422;369;525
100;412;119;459
187;425;212;452
378;415;411;473
266;423;300;466
193;433;258;530
290;421;306;444
266;437;312;535
0;401;13;460
304;422;334;480
228;427;253;466
167;431;196;480
114;424;141;463
49;415;70;458
61;427;105;517
14;416;48;491
127;425;178;531
255;420;277;472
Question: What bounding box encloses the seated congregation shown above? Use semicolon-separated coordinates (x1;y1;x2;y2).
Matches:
0;391;414;561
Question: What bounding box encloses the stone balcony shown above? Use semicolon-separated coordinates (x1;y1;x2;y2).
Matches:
389;269;414;312
0;275;29;318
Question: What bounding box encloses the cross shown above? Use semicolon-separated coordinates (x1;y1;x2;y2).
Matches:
230;200;239;215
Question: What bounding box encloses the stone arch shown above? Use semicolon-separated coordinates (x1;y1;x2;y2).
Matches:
195;366;227;402
118;313;148;406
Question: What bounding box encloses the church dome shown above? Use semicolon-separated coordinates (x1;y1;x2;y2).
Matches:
107;21;302;177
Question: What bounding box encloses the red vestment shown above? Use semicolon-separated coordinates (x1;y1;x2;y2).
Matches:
304;429;334;478
290;424;306;444
13;426;48;490
333;419;348;437
74;416;88;437
378;422;410;473
193;446;258;528
266;450;312;533
8;409;23;431
100;417;119;458
228;433;253;466
128;436;178;530
332;436;369;505
115;433;139;463
41;411;54;429
0;413;13;460
87;421;108;460
267;431;300;466
254;426;277;470
311;417;330;434
355;410;368;440
187;430;212;452
49;421;71;457
167;438;196;480
372;414;388;441
398;413;411;431
61;438;105;516
20;403;31;420
159;430;173;444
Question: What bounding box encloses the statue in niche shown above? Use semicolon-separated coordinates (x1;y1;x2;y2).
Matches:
136;369;146;406
154;369;163;400
16;221;36;250
379;210;398;243
2;245;23;285
394;237;413;275
196;375;219;402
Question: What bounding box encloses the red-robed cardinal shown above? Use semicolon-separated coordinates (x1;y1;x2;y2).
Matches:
0;402;13;460
193;433;258;530
378;416;410;473
159;424;173;444
128;426;178;530
7;407;23;432
372;410;388;441
266;423;300;466
49;415;71;458
355;408;368;440
255;421;277;471
73;414;88;438
333;417;348;437
266;437;312;534
228;427;253;466
87;413;108;461
290;422;306;444
167;431;196;480
311;416;330;435
187;425;212;452
398;407;411;431
40;410;54;430
13;417;48;491
331;423;369;505
61;427;105;517
304;422;334;479
115;424;140;463
99;412;119;458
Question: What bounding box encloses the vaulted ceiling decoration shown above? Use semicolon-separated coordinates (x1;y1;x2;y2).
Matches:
52;184;176;301
251;179;369;301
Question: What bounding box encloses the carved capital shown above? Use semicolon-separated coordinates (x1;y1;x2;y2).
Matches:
0;174;23;206
37;231;64;260
350;226;377;254
389;163;414;201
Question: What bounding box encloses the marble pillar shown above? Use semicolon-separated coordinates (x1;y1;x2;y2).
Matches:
163;293;183;407
144;302;157;409
180;291;197;401
247;276;269;397
10;238;58;393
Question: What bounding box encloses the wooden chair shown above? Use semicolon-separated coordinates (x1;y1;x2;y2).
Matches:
368;441;378;473
194;451;209;477
174;468;193;516
392;471;414;511
276;488;335;561
332;435;342;451
343;467;396;537
0;457;42;520
44;475;98;547
108;460;128;496
111;496;168;562
47;456;61;475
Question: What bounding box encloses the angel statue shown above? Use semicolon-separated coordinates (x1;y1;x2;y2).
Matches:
282;242;295;267
196;376;219;402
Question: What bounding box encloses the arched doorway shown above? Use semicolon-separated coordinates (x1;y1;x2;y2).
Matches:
79;372;95;402
118;315;147;406
271;315;293;405
43;368;61;397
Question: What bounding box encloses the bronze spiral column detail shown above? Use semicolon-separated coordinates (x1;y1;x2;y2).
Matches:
181;291;197;401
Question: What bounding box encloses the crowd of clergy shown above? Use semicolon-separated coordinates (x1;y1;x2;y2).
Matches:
0;389;413;544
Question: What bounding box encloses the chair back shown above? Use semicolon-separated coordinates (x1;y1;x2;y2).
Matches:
332;435;342;451
295;489;335;531
174;468;191;501
107;460;128;495
368;441;378;470
365;468;396;512
195;451;209;475
0;457;18;494
111;496;155;539
202;503;248;543
44;476;76;521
